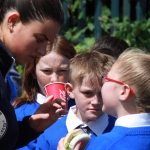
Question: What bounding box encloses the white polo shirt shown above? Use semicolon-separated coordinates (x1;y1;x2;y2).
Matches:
115;113;150;127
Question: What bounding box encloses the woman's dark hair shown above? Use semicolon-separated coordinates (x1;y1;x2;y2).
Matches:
91;36;129;59
0;0;64;25
12;35;76;107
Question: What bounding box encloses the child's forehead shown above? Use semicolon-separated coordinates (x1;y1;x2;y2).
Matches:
80;76;102;89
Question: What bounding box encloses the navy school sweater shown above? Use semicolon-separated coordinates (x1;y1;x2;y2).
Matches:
86;126;150;150
0;40;41;150
15;100;116;150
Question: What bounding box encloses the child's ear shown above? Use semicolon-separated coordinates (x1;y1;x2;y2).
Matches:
65;83;74;99
119;84;130;101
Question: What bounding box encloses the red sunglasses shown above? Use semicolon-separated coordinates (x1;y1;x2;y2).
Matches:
102;75;134;95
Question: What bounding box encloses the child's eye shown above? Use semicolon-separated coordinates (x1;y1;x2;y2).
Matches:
36;37;43;43
59;70;67;72
42;70;51;74
83;92;92;96
58;70;68;74
43;70;49;72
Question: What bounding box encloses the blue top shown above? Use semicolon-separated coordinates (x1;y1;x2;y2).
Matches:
15;98;116;150
85;126;150;150
35;114;116;150
6;73;18;103
0;40;41;149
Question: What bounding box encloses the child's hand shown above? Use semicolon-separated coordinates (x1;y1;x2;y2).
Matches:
57;138;66;150
57;138;82;150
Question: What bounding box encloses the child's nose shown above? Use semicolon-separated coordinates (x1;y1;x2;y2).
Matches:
50;73;58;83
91;95;100;104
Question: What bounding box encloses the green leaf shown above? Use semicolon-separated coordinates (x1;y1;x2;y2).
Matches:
102;6;111;16
72;1;80;12
78;11;84;20
87;23;94;31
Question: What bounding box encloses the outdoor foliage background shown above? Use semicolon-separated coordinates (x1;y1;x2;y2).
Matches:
16;0;150;75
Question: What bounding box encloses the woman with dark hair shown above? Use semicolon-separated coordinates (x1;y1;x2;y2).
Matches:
13;35;76;149
0;0;66;149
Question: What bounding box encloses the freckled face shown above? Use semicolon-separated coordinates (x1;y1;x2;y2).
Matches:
72;78;103;122
35;51;70;95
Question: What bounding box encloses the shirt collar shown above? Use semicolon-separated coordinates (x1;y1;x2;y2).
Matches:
115;113;150;127
66;105;109;136
36;93;46;104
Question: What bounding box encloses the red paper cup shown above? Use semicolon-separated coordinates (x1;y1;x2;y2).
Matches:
44;82;67;109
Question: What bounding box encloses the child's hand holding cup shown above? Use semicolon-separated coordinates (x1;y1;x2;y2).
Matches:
44;82;67;110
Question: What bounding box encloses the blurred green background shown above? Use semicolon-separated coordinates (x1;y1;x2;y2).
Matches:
16;0;150;75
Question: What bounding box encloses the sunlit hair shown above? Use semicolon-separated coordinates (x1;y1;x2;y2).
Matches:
114;48;150;112
91;36;129;59
69;51;115;89
13;35;76;107
0;0;64;25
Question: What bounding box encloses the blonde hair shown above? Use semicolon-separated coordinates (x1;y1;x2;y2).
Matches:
69;51;115;88
115;48;150;112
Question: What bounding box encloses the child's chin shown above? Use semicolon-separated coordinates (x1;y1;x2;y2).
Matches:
87;115;101;121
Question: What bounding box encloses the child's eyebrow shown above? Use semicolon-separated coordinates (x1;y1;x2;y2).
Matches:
80;87;94;91
59;65;69;68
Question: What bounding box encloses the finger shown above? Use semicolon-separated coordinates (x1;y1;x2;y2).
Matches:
52;99;66;109
44;95;54;103
29;113;50;132
30;113;50;121
55;109;67;117
57;138;66;150
74;142;82;150
35;102;57;114
52;102;63;109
